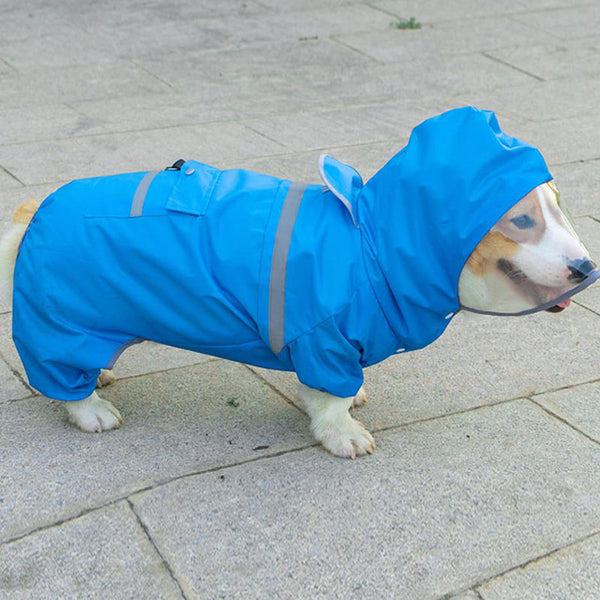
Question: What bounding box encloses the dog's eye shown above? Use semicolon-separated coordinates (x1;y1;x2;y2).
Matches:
510;214;535;229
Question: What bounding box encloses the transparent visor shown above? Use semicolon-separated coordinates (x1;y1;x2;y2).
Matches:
459;181;600;315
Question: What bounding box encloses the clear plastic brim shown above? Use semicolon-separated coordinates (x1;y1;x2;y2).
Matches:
460;181;599;316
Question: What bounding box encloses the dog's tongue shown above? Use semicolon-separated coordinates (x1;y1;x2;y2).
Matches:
557;298;571;309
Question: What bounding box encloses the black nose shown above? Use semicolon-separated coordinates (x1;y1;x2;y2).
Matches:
567;258;596;283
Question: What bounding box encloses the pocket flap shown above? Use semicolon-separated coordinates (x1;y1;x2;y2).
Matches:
165;161;221;216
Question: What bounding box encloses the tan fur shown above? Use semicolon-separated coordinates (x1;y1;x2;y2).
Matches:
13;200;40;225
466;230;520;276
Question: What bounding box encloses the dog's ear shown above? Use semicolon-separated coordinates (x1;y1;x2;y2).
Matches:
318;154;363;226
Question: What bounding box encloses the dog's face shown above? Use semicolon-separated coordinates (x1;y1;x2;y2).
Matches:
459;181;596;314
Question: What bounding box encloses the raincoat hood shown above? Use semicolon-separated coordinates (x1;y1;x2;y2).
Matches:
328;107;555;348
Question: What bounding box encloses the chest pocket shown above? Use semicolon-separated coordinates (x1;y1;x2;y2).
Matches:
164;161;221;217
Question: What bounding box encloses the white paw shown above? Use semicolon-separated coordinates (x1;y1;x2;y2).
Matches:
351;386;367;408
96;369;116;388
64;392;123;433
312;413;375;459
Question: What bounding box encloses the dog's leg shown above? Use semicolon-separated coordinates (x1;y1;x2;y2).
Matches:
96;369;116;388
298;383;375;458
63;391;123;433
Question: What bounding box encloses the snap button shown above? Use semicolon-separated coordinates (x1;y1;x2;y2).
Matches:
445;312;454;319
185;168;195;176
396;348;406;354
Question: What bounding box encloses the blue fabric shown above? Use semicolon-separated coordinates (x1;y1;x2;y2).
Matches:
12;107;552;401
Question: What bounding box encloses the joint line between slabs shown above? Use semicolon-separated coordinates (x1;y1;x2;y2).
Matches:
242;364;305;414
0;165;25;186
127;499;189;600
529;396;600;447
328;35;384;65
481;51;545;82
468;526;600;595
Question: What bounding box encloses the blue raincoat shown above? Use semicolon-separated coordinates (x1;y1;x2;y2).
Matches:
12;107;552;401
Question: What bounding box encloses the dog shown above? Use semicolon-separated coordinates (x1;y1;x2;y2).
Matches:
1;107;597;459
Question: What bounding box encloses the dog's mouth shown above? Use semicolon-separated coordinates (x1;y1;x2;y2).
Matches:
496;258;571;313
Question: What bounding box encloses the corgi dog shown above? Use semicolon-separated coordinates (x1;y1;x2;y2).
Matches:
0;178;594;459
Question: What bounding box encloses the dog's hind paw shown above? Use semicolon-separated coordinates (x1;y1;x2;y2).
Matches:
96;369;116;388
352;386;367;408
314;414;375;459
64;392;123;433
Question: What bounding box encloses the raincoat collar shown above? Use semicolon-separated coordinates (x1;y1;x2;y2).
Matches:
321;107;554;349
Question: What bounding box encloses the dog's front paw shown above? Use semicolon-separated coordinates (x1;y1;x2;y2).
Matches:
64;392;123;433
312;413;375;459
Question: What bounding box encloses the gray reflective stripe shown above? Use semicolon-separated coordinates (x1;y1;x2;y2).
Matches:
105;337;144;369
269;182;307;353
130;171;159;217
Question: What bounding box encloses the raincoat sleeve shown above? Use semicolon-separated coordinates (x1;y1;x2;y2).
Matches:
285;316;364;398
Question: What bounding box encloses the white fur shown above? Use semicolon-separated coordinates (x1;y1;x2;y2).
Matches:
298;383;375;458
64;391;123;432
0;223;27;305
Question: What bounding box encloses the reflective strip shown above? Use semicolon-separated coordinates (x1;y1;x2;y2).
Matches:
130;171;159;217
105;337;144;369
269;182;307;353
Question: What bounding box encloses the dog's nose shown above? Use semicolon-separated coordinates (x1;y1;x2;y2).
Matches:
567;258;596;283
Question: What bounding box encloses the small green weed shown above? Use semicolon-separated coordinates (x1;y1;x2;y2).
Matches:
393;17;421;30
227;398;240;408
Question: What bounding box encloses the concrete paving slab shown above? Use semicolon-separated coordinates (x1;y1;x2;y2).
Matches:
449;592;482;600
252;303;600;430
88;17;233;62
0;122;284;186
0;25;122;71
137;38;373;91
517;114;600;166
0;166;22;190
242;139;405;183
0;60;172;109
487;37;600;81
297;53;538;109
0;103;104;145
0;360;311;544
569;217;600;314
130;400;600;600
335;16;550;63
370;0;528;23
479;532;600;600
551;160;600;218
0;356;31;403
203;4;393;47
245;103;438;151
512;4;600;40
0;501;183;600
533;381;600;444
456;77;600;124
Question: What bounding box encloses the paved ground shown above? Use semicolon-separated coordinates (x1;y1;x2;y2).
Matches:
2;1;600;598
